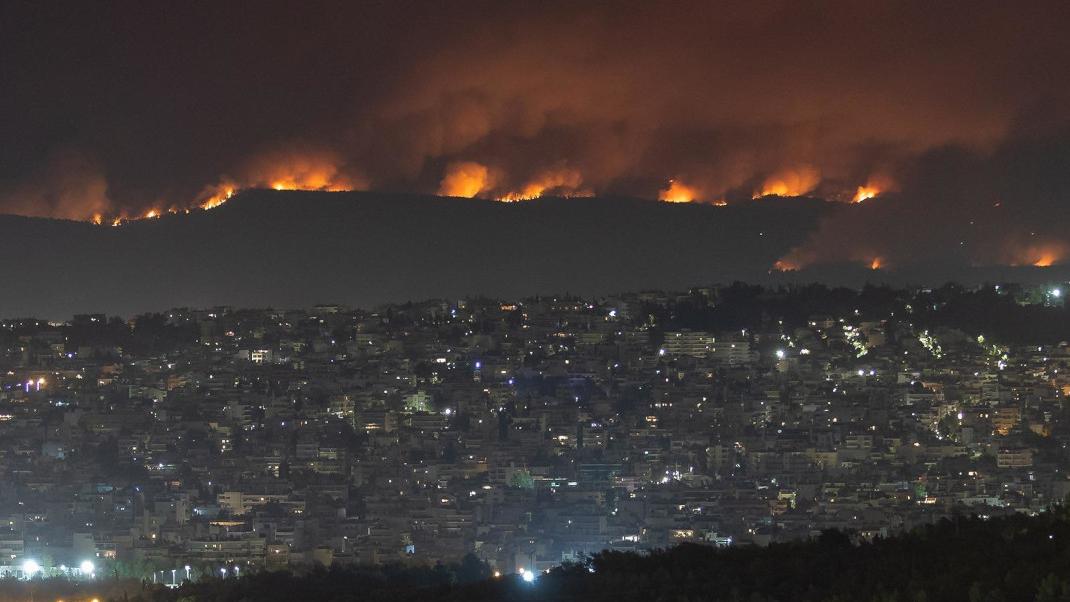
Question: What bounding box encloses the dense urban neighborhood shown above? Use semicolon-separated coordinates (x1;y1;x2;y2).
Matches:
0;282;1068;584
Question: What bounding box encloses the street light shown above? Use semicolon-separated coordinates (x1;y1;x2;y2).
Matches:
21;559;40;579
80;560;95;576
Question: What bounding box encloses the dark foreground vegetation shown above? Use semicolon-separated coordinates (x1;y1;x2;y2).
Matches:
9;507;1070;602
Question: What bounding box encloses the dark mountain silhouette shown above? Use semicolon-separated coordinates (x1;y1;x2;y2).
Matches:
0;190;1065;318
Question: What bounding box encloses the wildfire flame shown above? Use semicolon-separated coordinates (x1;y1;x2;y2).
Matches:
438;161;492;198
200;184;236;210
754;166;820;198
1004;242;1067;268
93;152;363;226
870;257;883;270
853;186;880;203
190;150;358;214
773;259;799;272
497;167;584;202
658;180;698;203
850;174;896;203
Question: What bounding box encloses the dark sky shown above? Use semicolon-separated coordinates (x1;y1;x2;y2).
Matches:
2;0;1070;270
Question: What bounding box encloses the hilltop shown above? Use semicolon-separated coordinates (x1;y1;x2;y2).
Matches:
0;191;830;317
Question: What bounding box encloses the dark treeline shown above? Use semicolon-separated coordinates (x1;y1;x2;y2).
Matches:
4;282;1067;357
18;507;1070;602
637;282;1070;345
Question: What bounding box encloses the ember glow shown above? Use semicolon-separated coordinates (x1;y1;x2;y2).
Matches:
658;180;698;203
754;167;821;198
870;257;883;270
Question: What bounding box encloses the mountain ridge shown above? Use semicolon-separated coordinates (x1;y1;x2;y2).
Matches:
1;190;1064;318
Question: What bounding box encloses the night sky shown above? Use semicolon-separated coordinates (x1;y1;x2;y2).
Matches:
2;0;1070;272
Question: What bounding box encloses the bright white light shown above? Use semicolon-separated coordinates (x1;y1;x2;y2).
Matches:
775;349;785;359
22;559;40;577
80;560;94;574
1052;288;1062;298
521;569;535;583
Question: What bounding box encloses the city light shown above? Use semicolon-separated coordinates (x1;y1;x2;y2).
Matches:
0;282;1065;593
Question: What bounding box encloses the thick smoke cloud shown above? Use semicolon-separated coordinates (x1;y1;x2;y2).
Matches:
780;130;1070;269
0;149;113;221
1;0;1068;266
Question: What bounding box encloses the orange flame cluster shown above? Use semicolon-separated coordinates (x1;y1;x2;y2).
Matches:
853;186;880;203
1005;242;1068;268
200;184;237;210
497;167;585;202
658;180;699;203
870;257;883;270
438;162;493;198
754;166;820;198
851;175;894;203
95;152;360;226
255;153;356;194
772;259;799;272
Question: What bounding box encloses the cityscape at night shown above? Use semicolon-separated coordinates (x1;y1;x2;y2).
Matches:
0;284;1069;600
3;1;1070;600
